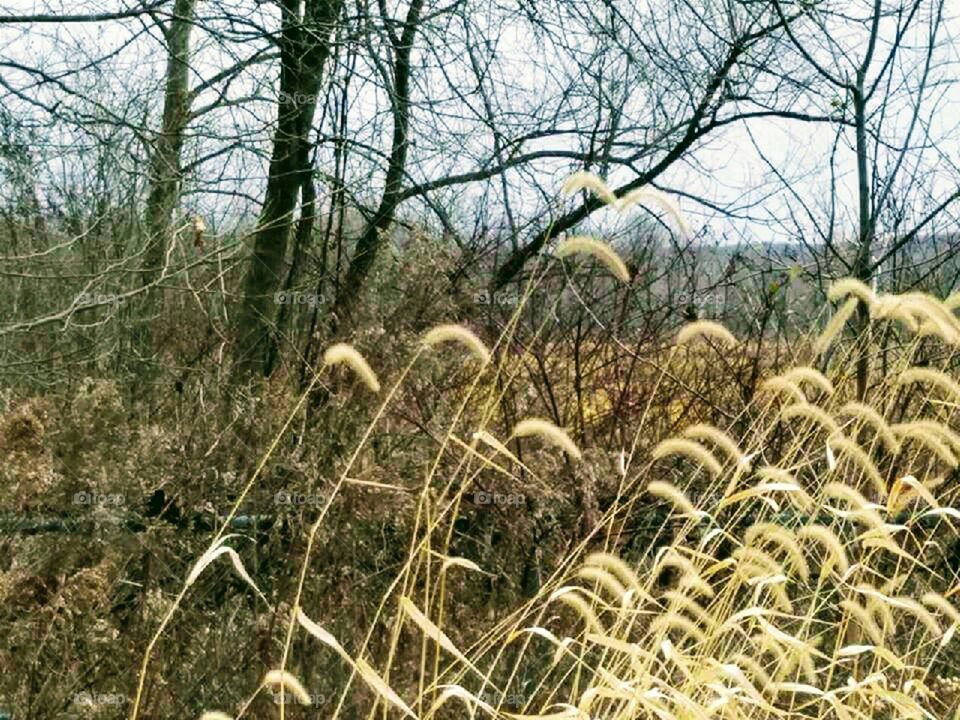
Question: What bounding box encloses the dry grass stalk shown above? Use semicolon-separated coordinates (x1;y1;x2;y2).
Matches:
423;324;492;364
676;320;737;347
555;235;631;282
323;343;381;392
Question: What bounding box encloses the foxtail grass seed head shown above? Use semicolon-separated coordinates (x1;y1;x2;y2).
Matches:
917;318;958;342
888;595;942;638
871;295;921;332
473;429;522;465
555;235;631;282
422;324;491;364
323;343;381;392
655;548;715;597
550;587;603;633
899;291;960;329
661;590;712;628
781;366;834;396
560;170;617;205
780;403;842;436
744;523;810;582
919;315;960;344
753;468;814;511
823;481;873;512
650;611;708;644
897;420;960;453
200;713;233;720
797;524;849;575
827;277;879;307
646;480;700;516
575;565;628;602
839;598;883;646
616;186;692;236
897;366;960;402
652;437;724;476
838;402;901;454
683;423;747;466
894;423;960;468
743;574;794;615
876;295;960;345
815;296;859;354
760;377;807;404
438;554;484;574
923;592;960;626
730;653;774;692
827;434;887;499
755;466;793;487
676;320;737;347
262;670;312;706
511;417;582;460
582;552;651;602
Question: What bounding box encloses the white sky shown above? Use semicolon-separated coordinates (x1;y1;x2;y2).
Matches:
1;0;959;256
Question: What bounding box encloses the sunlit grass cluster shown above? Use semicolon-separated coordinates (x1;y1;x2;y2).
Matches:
125;176;960;720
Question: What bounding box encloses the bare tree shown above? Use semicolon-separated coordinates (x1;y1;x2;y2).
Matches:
766;0;958;397
141;0;197;282
330;0;425;324
233;0;344;375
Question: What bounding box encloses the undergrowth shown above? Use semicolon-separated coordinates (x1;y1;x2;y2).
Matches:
161;178;960;719
7;175;960;720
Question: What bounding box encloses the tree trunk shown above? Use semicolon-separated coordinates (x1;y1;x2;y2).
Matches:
264;172;317;377
852;82;873;401
233;0;343;376
332;0;424;326
142;0;196;284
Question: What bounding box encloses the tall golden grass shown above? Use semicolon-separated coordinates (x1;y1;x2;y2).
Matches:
125;176;960;720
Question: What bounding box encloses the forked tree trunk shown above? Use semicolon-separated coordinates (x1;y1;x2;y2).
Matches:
234;0;343;376
332;0;424;327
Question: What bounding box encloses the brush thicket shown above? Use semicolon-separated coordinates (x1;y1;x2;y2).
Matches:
119;182;960;720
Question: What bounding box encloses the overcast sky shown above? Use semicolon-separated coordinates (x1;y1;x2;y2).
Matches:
2;0;959;260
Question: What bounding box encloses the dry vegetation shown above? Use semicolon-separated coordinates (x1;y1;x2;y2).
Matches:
180;267;960;720
3;0;959;714
6;177;960;720
222;275;960;720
